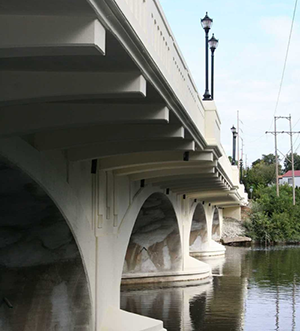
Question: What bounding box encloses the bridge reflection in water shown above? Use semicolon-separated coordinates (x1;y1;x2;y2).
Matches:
121;246;300;331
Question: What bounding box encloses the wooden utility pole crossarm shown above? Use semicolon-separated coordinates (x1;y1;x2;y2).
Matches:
265;115;299;205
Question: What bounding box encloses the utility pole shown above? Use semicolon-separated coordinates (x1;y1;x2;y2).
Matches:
266;115;299;205
240;136;244;183
237;110;240;173
289;114;296;205
274;117;279;197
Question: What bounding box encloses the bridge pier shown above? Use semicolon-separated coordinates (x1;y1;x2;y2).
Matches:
189;202;226;259
0;137;213;331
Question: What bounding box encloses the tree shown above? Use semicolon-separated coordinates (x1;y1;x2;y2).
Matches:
262;153;277;165
244;184;300;244
284;153;300;172
252;158;261;167
252;154;277;167
252;153;280;167
242;161;276;198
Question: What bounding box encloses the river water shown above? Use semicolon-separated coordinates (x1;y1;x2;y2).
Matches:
121;245;300;331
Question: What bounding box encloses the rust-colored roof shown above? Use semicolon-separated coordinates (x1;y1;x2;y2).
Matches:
282;170;300;177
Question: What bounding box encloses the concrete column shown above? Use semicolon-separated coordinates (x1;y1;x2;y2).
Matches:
193;203;225;258
223;206;241;220
204;203;214;244
218;208;224;238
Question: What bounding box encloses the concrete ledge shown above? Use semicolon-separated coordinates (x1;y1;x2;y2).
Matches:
122;268;211;285
101;306;166;331
190;241;226;258
222;236;252;245
191;250;225;258
121;278;212;291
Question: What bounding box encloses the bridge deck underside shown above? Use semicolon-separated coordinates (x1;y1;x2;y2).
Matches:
0;8;240;205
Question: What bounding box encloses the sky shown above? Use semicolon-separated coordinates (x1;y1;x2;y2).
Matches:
159;0;300;167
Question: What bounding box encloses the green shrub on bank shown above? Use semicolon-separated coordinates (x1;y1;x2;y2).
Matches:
245;184;300;244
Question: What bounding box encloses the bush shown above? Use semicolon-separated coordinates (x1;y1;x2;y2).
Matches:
245;184;300;244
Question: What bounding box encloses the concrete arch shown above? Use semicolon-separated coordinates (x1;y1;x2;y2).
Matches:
188;202;225;258
115;187;210;286
122;192;183;279
189;203;209;255
0;137;96;323
0;156;92;330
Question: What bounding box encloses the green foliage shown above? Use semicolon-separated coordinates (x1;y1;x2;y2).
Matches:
245;185;300;244
284;153;300;172
261;153;277;165
242;153;283;197
251;153;278;167
242;161;276;198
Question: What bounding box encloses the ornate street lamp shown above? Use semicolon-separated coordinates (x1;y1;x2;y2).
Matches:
239;158;243;183
231;126;238;165
201;12;213;100
208;33;219;100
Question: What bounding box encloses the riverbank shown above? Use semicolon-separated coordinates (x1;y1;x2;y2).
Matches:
221;217;251;246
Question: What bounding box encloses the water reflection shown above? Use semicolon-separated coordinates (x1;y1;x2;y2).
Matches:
121;246;300;331
121;281;212;331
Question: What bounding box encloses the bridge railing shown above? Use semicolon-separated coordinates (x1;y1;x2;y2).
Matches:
112;0;247;204
113;0;205;134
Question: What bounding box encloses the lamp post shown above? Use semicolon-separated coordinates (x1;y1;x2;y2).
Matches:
201;12;213;100
239;158;243;183
249;186;253;200
208;33;219;100
231;126;238;165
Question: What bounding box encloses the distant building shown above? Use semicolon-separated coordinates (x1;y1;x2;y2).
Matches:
279;170;300;187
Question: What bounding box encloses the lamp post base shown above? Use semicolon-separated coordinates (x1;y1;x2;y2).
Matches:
203;91;211;100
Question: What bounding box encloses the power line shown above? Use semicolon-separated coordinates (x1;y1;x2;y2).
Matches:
273;0;298;117
247;132;269;144
266;0;298;132
293;116;300;129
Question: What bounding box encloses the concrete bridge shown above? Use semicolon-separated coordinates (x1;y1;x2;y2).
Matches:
0;0;247;330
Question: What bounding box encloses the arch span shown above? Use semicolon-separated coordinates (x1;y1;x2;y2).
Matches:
122;192;182;278
0;158;92;330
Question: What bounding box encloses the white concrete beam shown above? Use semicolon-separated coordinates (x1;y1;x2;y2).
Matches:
0;16;106;58
173;185;228;194
0;103;168;137
217;201;241;207
32;124;184;151
0;71;146;105
67;140;195;162
188;192;238;201
113;161;216;177
98;151;214;170
145;172;218;185
129;167;214;181
187;190;234;198
158;178;222;189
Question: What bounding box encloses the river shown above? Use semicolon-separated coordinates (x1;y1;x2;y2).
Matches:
121;245;300;330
